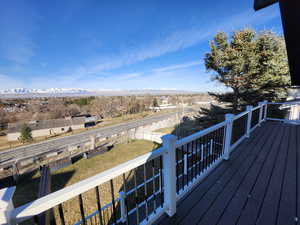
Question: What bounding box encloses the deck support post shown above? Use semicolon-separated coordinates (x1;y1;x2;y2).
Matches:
162;134;177;217
246;106;253;138
0;187;16;225
223;114;234;160
258;102;265;125
263;101;268;121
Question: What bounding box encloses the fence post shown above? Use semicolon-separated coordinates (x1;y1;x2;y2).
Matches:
162;134;177;217
0;187;16;225
223;114;234;160
263;100;268;121
246;105;253;137
258;102;264;125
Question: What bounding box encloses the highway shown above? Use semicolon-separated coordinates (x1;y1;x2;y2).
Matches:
0;111;186;165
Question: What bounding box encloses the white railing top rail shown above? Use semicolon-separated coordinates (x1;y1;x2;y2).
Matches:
233;110;248;120
267;102;300;105
11;146;165;223
252;105;261;110
175;121;227;148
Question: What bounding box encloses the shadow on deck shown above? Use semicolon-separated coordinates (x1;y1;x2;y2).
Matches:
156;121;299;225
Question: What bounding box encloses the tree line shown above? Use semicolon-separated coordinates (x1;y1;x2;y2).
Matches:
0;94;210;131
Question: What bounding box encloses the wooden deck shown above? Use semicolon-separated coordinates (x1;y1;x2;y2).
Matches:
156;121;300;225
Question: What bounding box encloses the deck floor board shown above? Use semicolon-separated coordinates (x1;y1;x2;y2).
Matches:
155;121;300;225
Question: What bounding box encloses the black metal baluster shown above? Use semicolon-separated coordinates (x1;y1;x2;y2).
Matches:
200;137;204;172
194;139;197;177
221;127;224;157
79;194;86;225
217;128;220;157
110;180;117;225
122;174;129;225
212;132;215;163
159;156;164;207
134;168;140;225
181;145;184;190
143;164;149;221
216;129;219;159
95;186;104;225
33;215;38;225
176;147;179;193
152;160;157;213
210;133;214;164
212;132;215;162
186;143;189;185
196;138;200;176
58;204;66;225
209;134;212;166
205;134;209;169
203;136;206;170
190;141;194;181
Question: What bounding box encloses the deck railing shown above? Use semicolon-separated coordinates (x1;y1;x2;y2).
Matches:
266;102;300;123
1;101;272;225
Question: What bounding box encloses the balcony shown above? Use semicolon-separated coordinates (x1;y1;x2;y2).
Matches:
156;121;298;225
0;101;299;225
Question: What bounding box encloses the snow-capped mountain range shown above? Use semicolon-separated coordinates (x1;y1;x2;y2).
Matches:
0;88;90;94
0;88;199;98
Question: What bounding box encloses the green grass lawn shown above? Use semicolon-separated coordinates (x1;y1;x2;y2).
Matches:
52;139;160;190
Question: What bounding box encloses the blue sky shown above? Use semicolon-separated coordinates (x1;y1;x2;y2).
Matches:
0;0;283;91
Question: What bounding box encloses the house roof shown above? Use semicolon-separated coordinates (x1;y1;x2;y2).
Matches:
7;117;86;133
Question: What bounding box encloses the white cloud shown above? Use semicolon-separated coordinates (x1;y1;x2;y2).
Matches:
152;61;201;73
118;73;143;80
54;6;280;81
0;5;280;90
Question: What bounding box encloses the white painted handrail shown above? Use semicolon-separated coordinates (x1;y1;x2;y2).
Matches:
176;121;227;148
233;110;248;120
12;147;165;223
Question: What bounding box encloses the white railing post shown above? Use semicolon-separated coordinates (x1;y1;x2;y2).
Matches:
246;105;253;137
263;101;268;121
119;191;126;223
161;134;177;217
258;102;264;125
0;187;16;225
223;114;234;160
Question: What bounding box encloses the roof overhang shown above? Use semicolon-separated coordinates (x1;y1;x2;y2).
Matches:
254;0;278;11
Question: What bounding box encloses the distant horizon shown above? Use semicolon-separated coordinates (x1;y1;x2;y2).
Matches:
0;88;216;99
0;1;283;91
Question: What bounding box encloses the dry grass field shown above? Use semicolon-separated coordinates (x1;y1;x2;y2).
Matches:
13;139;159;224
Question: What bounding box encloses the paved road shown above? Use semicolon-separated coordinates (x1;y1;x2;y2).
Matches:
0;111;189;165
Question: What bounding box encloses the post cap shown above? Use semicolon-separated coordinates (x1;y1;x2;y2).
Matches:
0;187;16;208
119;191;126;198
161;134;177;143
225;113;235;121
246;105;253;110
